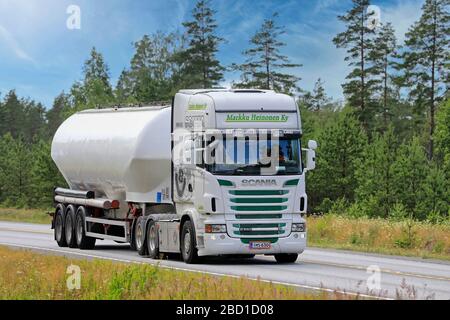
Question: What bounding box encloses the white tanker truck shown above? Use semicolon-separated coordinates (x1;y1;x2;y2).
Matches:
51;89;317;264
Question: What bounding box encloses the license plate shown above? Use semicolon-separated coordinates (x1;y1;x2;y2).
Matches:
249;241;271;249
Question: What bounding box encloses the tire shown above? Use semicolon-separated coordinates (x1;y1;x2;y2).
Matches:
75;206;96;250
274;253;298;263
135;216;148;256
65;205;78;248
146;220;159;259
180;220;199;264
54;205;67;247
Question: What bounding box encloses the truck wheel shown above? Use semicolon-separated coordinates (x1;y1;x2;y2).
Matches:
65;205;78;248
181;220;199;264
135;216;148;256
274;253;298;263
146;220;159;259
54;205;67;247
75;206;96;250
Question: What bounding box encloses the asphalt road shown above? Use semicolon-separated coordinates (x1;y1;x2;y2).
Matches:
0;221;449;299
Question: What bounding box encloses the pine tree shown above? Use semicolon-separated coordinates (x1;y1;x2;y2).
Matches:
23;100;46;140
233;13;301;93
367;22;397;130
333;0;376;131
420;163;449;219
434;99;450;216
391;137;429;220
434;98;450;170
0;135;8;203
176;0;224;88
29;139;67;208
355;127;398;217
308;108;367;209
300;79;332;111
70;47;114;111
128;34;160;102
397;0;450;159
0;134;31;206
46;93;70;137
119;32;184;103
0;90;25;138
115;69;137;105
83;47;112;90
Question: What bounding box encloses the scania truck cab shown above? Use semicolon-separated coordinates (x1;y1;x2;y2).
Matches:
51;89;317;264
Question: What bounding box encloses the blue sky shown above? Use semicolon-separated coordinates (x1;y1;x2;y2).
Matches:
0;0;424;108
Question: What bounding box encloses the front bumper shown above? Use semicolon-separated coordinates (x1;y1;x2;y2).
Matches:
198;231;306;256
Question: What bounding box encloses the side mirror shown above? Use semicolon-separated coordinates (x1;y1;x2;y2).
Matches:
306;149;316;171
308;140;318;150
304;140;317;172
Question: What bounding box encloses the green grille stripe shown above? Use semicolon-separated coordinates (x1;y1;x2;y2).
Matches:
230;198;288;204
283;179;299;187
236;214;282;219
233;223;286;228
218;179;234;187
240;238;279;244
229;190;289;196
231;205;287;211
235;230;283;236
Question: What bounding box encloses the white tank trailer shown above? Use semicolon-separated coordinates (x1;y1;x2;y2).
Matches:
51;89;317;264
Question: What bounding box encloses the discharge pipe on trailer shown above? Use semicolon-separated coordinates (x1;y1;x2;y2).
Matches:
54;187;95;199
54;195;120;210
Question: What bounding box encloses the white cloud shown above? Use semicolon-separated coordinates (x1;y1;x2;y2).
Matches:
380;0;423;44
0;24;34;63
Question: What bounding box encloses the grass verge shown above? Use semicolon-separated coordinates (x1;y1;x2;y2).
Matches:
0;208;51;224
0;245;345;300
307;214;450;261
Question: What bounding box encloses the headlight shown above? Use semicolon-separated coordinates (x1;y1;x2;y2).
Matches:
292;223;305;232
205;224;227;233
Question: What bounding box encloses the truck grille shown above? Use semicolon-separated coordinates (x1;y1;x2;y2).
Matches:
225;189;292;238
228;190;289;212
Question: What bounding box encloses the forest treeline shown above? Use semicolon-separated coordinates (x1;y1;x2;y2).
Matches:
0;0;448;222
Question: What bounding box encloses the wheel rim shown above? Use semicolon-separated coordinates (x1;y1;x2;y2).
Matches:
149;224;157;252
65;214;72;242
183;231;191;255
76;216;83;243
55;213;63;241
136;224;143;249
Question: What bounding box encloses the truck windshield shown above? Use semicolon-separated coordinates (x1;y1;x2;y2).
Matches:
205;137;302;176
